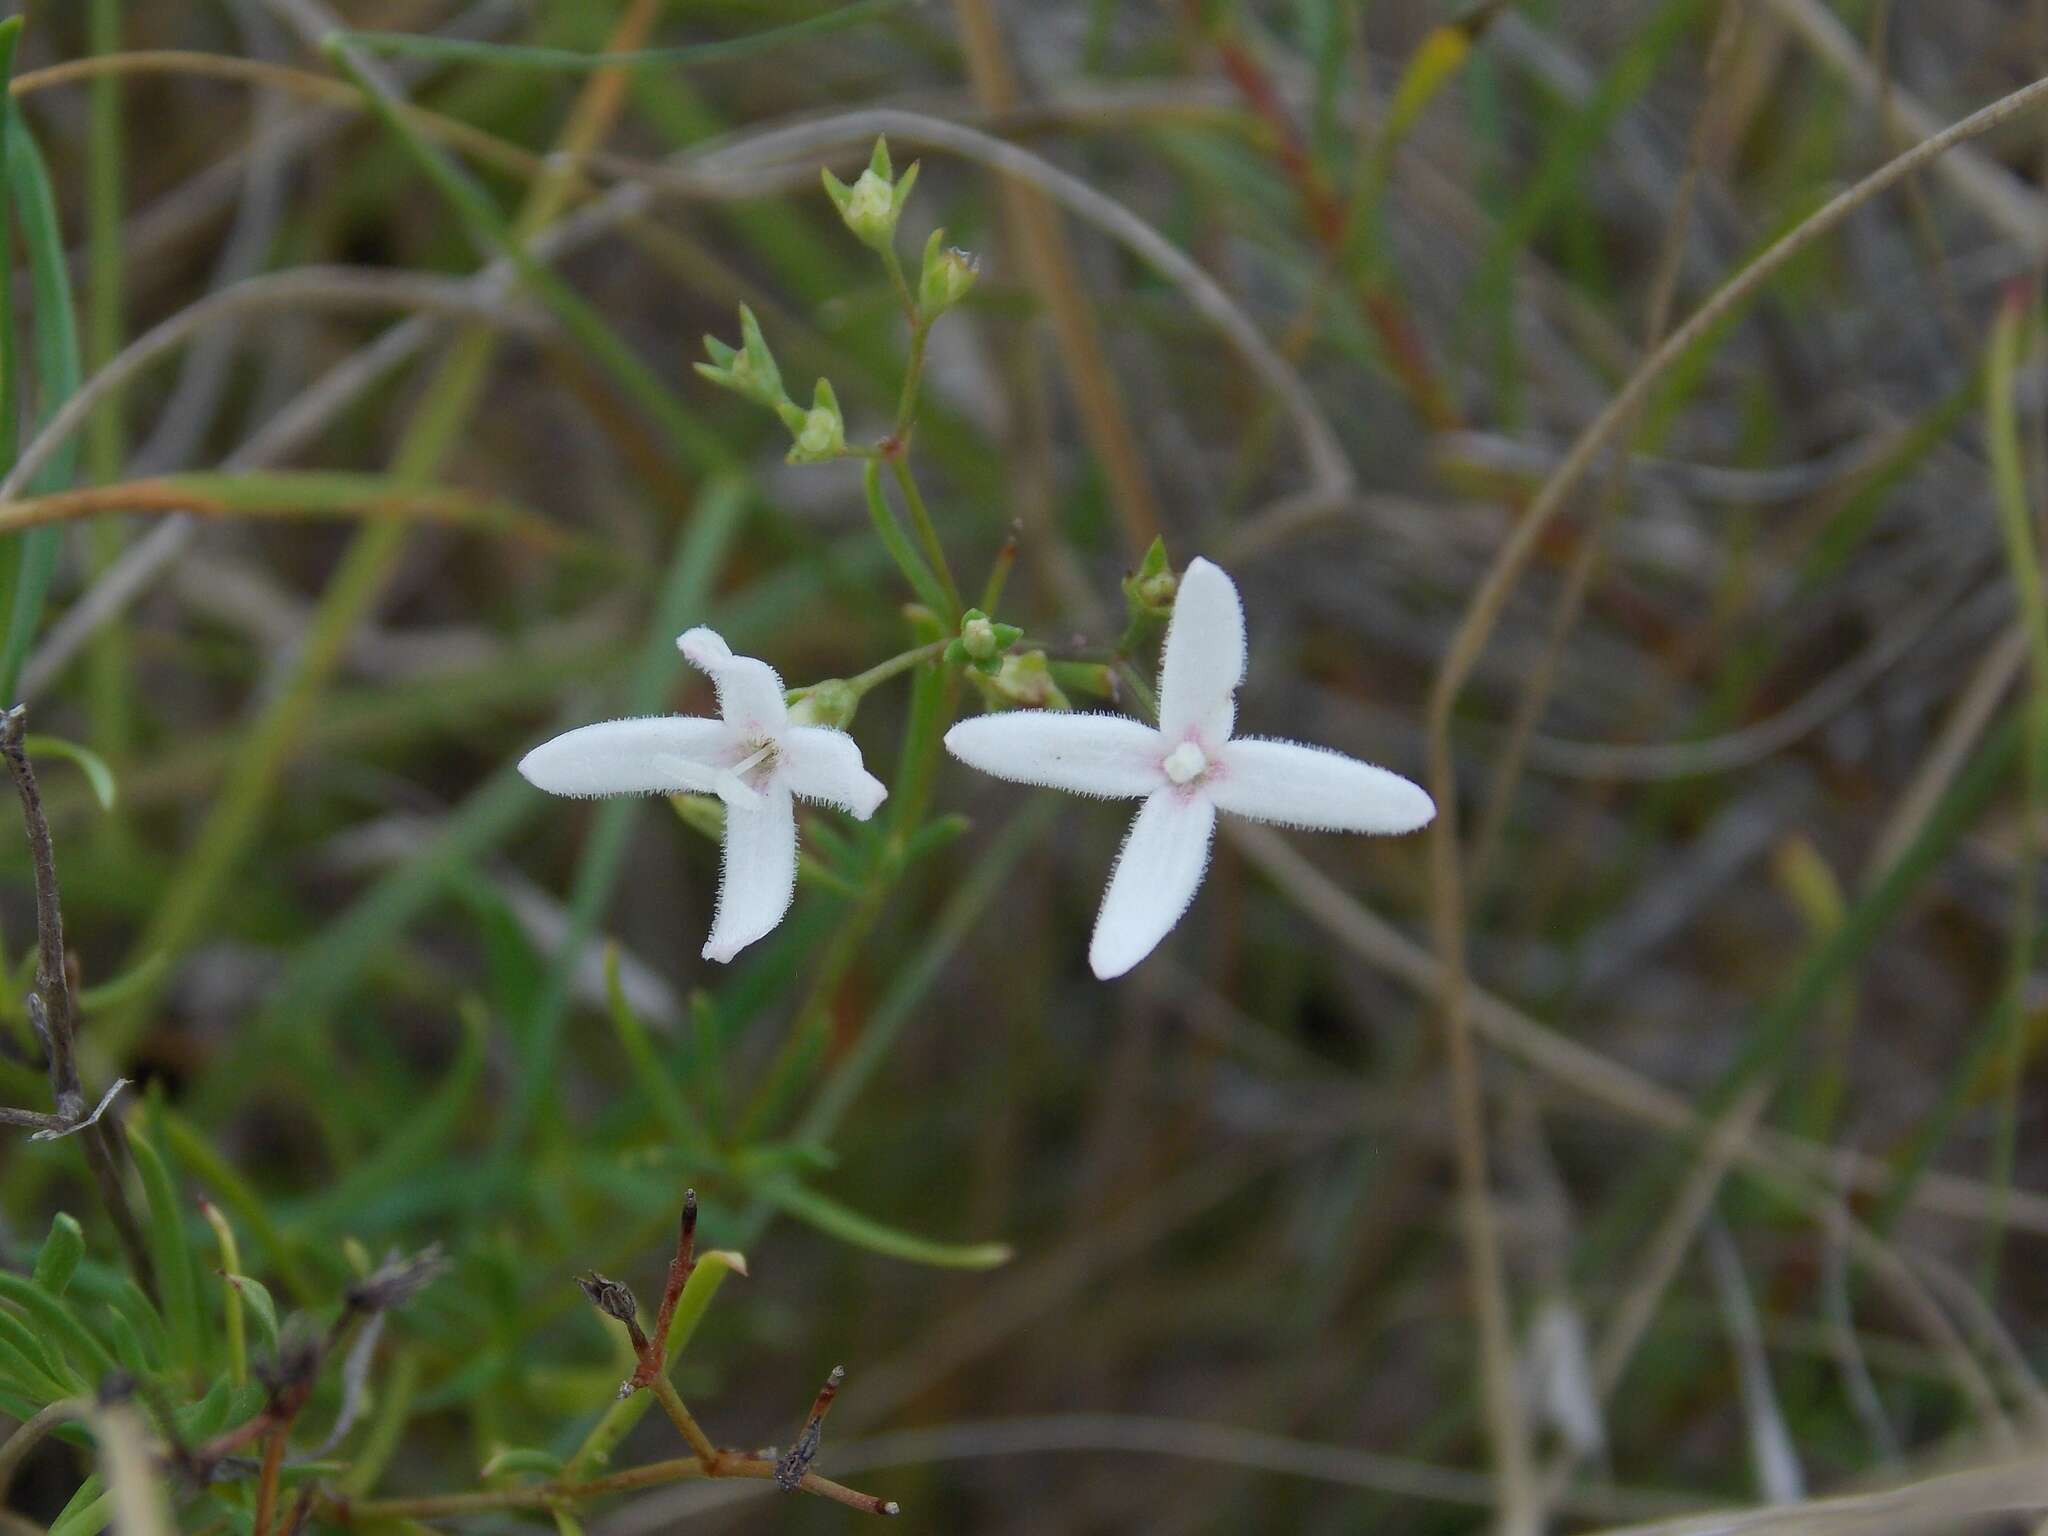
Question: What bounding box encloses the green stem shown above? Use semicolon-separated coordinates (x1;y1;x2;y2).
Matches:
880;241;917;326
841;639;947;698
1113;659;1159;723
888;456;960;620
893;316;931;436
861;459;952;618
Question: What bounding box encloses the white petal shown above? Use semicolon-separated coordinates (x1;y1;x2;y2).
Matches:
519;716;734;798
679;627;787;738
703;781;797;963
1157;557;1246;745
1089;788;1216;979
781;726;887;819
1210;737;1435;833
944;712;1165;799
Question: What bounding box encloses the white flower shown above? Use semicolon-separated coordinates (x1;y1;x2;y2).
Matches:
943;558;1434;979
519;628;887;964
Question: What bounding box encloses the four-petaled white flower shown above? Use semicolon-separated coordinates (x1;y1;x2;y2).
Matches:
519;628;886;964
943;558;1434;979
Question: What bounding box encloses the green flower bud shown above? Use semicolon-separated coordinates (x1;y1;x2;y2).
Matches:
787;678;860;729
693;304;787;410
1123;534;1177;616
961;614;999;661
821;136;919;253
1118;535;1178;653
919;229;980;316
785;378;846;464
944;608;1023;675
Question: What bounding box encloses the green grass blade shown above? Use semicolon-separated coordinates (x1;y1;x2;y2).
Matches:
0;46;82;701
126;1122;202;1374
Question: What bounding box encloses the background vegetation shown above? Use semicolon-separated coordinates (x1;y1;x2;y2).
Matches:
5;0;2048;1531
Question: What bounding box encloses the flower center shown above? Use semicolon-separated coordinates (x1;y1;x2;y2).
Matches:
1162;741;1209;786
714;741;777;809
730;742;775;781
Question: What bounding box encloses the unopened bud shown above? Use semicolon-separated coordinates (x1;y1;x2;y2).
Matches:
695;305;787;411
788;678;860;729
945;609;1022;675
961;615;998;660
785;378;846;465
821;137;919;252
919;229;979;316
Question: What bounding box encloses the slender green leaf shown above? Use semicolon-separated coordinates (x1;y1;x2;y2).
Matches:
755;1178;1012;1269
33;1212;84;1296
22;735;116;812
0;1273;117;1380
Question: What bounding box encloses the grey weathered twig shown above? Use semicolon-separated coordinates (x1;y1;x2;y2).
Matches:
0;705;156;1299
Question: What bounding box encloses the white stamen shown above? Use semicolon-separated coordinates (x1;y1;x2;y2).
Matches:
715;743;776;809
1163;741;1209;785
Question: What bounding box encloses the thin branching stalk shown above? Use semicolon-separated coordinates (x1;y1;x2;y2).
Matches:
0;707;153;1295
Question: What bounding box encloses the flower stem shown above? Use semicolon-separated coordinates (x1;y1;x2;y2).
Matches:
880;242;917;326
1112;660;1158;723
844;640;948;698
861;459;953;620
888;457;960;620
893;316;931;437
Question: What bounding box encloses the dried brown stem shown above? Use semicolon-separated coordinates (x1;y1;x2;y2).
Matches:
777;1366;846;1491
616;1188;699;1393
332;1453;897;1521
0;706;155;1299
252;1427;286;1536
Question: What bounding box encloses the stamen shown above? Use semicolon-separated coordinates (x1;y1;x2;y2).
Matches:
715;743;776;810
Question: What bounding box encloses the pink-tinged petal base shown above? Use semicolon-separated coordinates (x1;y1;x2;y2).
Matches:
1211;737;1434;834
1156;557;1246;746
703;781;797;963
519;716;733;798
781;726;887;819
944;712;1165;799
1089;788;1217;979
